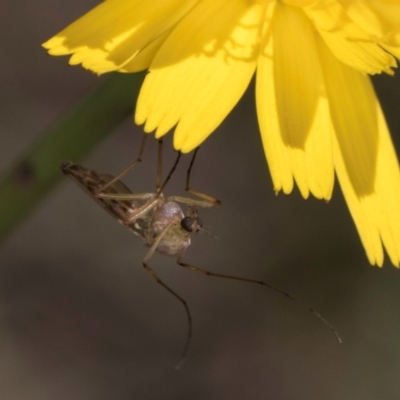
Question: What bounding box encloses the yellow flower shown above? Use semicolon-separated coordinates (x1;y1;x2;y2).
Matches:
43;0;400;267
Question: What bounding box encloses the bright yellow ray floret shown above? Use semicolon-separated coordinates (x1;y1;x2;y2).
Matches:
43;0;400;267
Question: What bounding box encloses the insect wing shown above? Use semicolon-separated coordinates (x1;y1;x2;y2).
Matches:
60;162;150;241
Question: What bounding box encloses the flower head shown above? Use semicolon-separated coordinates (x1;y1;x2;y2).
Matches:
43;0;400;267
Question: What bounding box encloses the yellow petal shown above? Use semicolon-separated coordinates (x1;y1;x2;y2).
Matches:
369;0;400;26
342;0;400;59
256;3;334;199
43;0;198;74
135;0;263;153
342;0;393;37
303;0;397;74
120;29;172;73
318;37;400;266
382;35;400;60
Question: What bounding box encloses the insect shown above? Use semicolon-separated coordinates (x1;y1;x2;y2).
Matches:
61;138;341;368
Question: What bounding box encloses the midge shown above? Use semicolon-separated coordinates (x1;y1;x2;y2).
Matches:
61;137;341;368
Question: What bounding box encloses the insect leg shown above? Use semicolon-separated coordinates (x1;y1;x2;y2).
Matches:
156;139;163;191
96;190;163;225
185;148;221;207
100;142;181;219
96;133;147;193
176;252;341;344
142;222;193;368
166;196;217;208
156;151;182;196
123;195;163;225
97;193;154;200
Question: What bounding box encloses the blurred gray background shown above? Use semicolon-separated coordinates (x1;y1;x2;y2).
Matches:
2;1;400;399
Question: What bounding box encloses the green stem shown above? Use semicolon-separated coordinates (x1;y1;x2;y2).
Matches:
0;72;145;243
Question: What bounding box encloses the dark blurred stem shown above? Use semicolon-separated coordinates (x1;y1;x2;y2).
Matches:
0;72;145;243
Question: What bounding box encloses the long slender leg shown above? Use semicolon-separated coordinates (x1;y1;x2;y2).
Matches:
143;263;192;369
98;140;182;226
156;151;182;196
176;253;341;343
123;195;163;225
156;139;163;191
97;193;153;201
185;148;221;206
96;133;147;193
96;192;162;225
167;196;218;208
142;221;193;369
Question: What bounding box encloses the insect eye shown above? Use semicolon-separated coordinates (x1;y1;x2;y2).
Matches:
181;217;194;232
181;217;203;232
